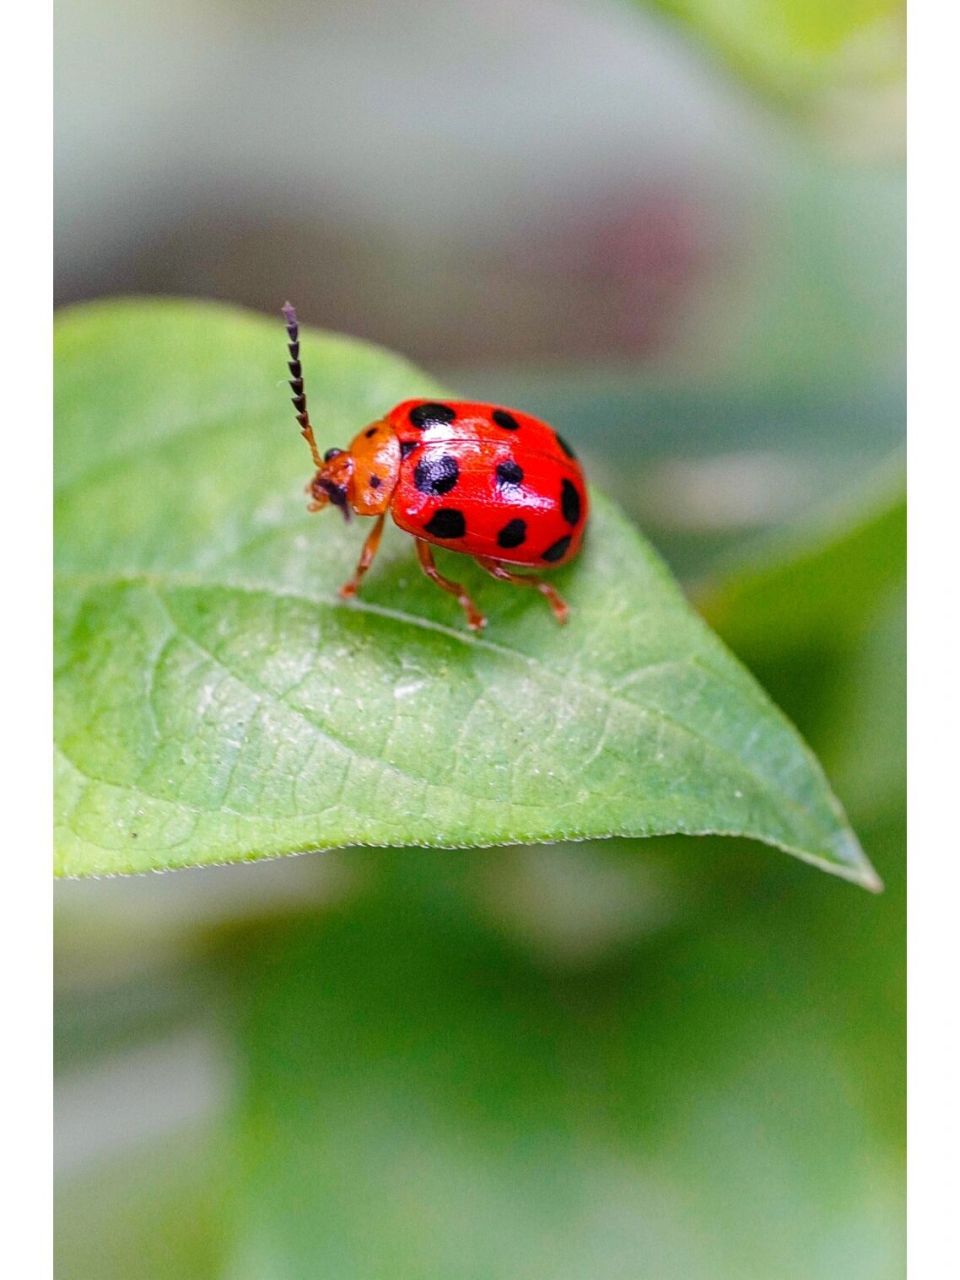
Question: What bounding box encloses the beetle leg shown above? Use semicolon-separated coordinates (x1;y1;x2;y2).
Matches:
415;539;486;631
339;514;385;598
474;556;569;625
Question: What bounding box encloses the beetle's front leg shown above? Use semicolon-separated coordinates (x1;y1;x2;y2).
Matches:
339;514;385;598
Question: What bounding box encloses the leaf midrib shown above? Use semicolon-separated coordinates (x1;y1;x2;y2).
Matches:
56;565;838;847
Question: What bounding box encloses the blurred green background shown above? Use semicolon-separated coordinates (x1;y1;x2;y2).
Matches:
54;0;905;1276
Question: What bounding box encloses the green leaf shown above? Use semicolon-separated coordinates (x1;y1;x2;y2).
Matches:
54;299;877;887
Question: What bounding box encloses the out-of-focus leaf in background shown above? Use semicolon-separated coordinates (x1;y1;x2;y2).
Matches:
643;0;904;115
698;461;905;793
55;300;875;886
699;460;905;656
216;836;901;1280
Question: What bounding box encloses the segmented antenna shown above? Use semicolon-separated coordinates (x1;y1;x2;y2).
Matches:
282;302;323;468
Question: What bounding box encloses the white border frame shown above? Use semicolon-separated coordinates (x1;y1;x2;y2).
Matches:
1;0;53;1272
907;1;960;1273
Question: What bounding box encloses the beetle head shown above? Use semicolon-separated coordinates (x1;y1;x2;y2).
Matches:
308;447;354;522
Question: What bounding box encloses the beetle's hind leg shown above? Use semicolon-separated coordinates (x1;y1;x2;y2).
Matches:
415;539;486;631
474;556;569;625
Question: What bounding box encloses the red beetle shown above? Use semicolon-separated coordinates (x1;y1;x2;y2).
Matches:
284;304;588;631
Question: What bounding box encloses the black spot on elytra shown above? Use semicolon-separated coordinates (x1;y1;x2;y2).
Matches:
369;474;382;489
495;460;524;487
555;432;577;460
400;440;417;459
414;453;460;496
424;508;466;539
542;535;571;563
492;409;520;431
497;518;527;549
410;402;457;429
561;479;581;526
365;427;378;438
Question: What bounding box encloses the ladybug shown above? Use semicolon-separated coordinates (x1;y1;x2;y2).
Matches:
283;303;588;630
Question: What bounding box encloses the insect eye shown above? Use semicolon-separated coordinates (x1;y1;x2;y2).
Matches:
324;447;343;463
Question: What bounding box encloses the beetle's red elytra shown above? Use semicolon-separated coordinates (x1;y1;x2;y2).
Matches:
283;303;588;631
